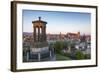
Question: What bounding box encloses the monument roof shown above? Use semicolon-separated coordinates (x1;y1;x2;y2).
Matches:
32;17;47;24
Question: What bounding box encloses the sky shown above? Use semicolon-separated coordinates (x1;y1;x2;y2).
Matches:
22;10;91;35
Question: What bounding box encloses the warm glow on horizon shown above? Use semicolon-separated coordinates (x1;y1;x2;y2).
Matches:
23;10;91;35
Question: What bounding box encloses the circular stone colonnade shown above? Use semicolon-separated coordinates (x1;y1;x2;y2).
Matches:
24;17;55;62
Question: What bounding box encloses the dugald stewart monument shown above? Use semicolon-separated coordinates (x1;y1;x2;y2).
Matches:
23;17;55;62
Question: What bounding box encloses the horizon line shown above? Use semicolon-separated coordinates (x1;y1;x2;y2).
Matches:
23;32;91;35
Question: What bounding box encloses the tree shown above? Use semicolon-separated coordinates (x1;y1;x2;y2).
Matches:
53;41;63;53
63;41;69;49
75;50;85;60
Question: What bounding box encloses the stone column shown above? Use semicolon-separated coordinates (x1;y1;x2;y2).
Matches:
38;27;40;42
34;27;36;42
41;26;44;42
40;27;42;42
38;52;41;61
42;26;45;42
50;51;52;59
26;51;29;61
44;26;46;42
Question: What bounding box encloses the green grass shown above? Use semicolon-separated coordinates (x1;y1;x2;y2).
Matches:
55;53;71;61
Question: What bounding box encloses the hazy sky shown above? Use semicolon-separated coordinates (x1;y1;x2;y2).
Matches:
23;10;91;35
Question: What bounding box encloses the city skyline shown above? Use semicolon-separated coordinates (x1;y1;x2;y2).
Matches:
23;10;91;35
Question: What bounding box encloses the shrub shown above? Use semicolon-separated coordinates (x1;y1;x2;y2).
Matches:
75;50;85;60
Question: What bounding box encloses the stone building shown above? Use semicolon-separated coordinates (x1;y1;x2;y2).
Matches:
66;32;80;39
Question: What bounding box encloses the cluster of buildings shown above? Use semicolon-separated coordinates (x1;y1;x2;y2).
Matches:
23;32;91;61
46;32;91;55
23;17;91;61
23;32;91;49
46;32;91;42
